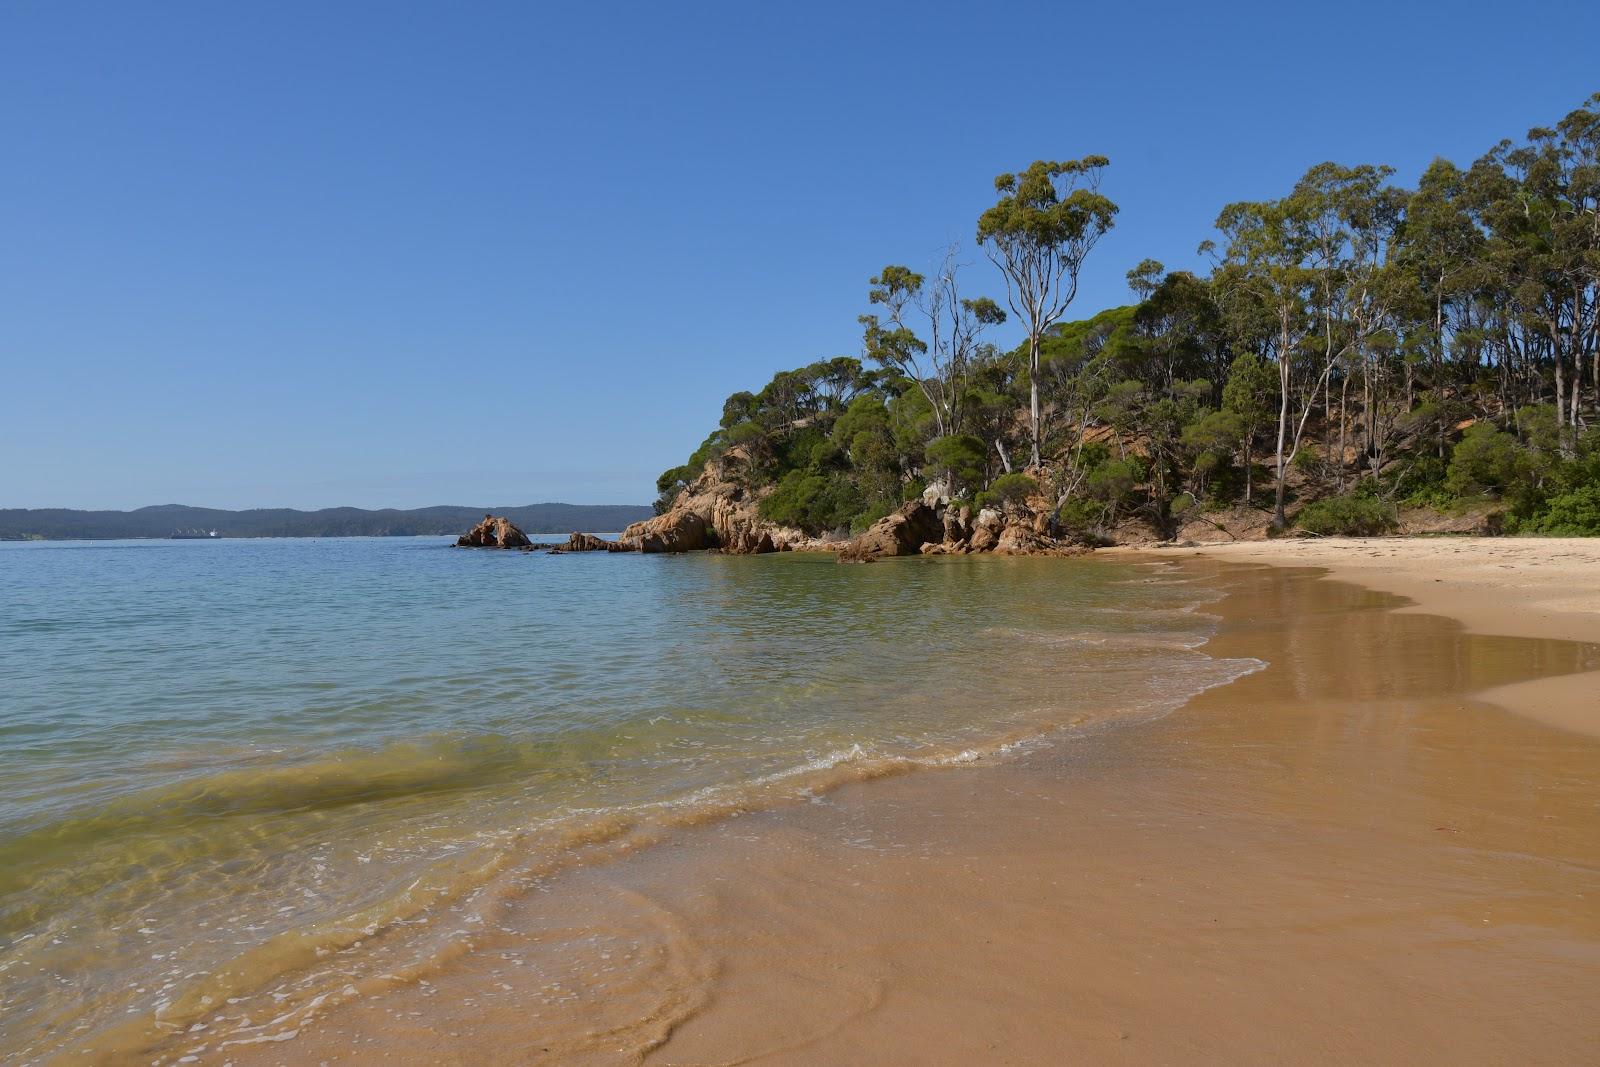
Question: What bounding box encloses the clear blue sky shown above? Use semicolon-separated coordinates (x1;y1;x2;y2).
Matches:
4;1;1596;510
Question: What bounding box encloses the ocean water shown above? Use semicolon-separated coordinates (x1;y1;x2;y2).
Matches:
0;537;1255;1063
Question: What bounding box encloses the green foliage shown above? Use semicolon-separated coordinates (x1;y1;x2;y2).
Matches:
759;470;864;534
974;473;1038;510
657;96;1600;545
1220;351;1275;431
923;434;987;495
1040;306;1140;376
1445;422;1520;497
1183;408;1243;455
1085;458;1142;522
850;500;894;533
1393;455;1453;509
1295;493;1398;536
1056;496;1106;536
1515;485;1600;536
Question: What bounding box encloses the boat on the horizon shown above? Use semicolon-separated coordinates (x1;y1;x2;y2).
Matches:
170;529;220;539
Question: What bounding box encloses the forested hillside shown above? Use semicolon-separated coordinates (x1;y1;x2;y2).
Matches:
0;503;652;541
657;94;1600;540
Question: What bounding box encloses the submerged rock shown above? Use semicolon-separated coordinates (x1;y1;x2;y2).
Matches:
455;514;533;549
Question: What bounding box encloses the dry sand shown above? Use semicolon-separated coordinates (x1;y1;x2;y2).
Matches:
227;554;1600;1067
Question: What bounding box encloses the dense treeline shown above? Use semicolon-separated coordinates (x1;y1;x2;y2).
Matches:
0;503;653;541
658;94;1600;538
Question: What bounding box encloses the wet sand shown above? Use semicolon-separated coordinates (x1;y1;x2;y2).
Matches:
1121;538;1600;739
225;558;1600;1066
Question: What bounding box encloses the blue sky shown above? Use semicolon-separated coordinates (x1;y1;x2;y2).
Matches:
3;1;1597;510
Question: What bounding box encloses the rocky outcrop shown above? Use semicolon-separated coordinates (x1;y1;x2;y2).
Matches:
554;531;618;552
992;523;1085;557
618;509;712;553
836;501;943;560
617;449;798;555
711;496;776;554
967;508;1003;552
941;505;971;546
455;514;532;548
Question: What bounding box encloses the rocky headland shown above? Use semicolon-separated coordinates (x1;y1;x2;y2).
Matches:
463;450;1092;561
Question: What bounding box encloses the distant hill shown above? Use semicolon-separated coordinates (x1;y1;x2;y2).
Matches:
0;503;653;541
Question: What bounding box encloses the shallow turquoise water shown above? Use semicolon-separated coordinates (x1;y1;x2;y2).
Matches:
0;537;1250;1061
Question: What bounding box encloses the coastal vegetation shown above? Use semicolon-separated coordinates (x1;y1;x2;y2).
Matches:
657;94;1600;539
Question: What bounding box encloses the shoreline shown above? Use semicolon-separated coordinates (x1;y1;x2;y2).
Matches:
1109;537;1600;739
1107;536;1600;643
218;552;1600;1066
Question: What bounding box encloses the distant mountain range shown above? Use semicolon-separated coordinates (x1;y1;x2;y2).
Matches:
0;503;653;541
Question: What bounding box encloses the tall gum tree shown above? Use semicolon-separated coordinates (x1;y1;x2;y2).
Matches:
977;157;1118;469
859;249;1005;442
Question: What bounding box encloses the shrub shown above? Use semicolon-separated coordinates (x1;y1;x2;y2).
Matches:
1086;458;1141;509
923;434;987;496
850;500;894;533
1057;496;1103;534
1513;484;1600;536
1445;422;1520;497
1295;493;1397;536
759;470;864;533
1393;455;1452;509
974;472;1038;510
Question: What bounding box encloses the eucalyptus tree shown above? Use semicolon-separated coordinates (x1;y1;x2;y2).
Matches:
1398;160;1482;394
859;252;1006;442
1295;162;1409;481
1467;96;1600;449
977;157;1119;468
1133;267;1232;394
1219;350;1277;504
1206;198;1317;527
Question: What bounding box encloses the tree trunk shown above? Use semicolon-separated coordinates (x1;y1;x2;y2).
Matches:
1243;436;1253;506
1028;332;1042;469
1274;347;1291;529
1554;339;1569;453
1435;278;1447;460
1338;374;1350;493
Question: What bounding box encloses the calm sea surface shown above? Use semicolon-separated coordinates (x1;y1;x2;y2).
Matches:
0;537;1254;1062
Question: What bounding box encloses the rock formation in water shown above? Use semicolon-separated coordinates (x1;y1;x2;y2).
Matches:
455;514;533;548
615;448;806;555
844;501;944;558
554;531;618;552
830;496;1089;561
